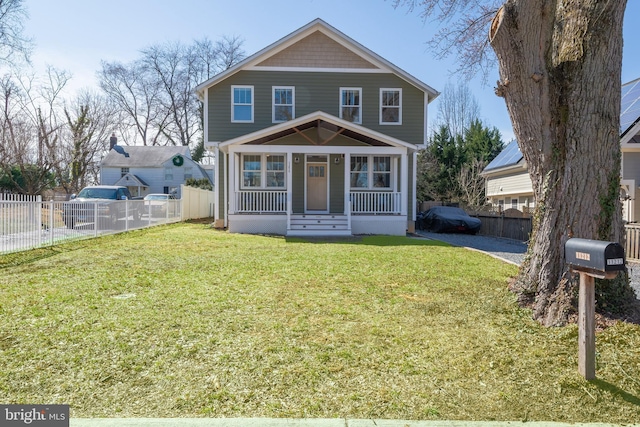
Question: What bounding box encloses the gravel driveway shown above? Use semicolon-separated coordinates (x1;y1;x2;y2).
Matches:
416;231;640;300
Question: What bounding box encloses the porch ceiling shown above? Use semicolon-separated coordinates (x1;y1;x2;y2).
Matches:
245;119;392;147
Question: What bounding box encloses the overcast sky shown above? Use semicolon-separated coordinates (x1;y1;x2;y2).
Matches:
22;0;640;143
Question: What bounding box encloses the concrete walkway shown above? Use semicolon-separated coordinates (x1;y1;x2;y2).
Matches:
70;419;639;427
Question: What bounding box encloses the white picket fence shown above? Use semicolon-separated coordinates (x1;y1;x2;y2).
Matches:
0;187;214;254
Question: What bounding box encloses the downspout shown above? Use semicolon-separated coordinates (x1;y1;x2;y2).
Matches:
224;151;228;228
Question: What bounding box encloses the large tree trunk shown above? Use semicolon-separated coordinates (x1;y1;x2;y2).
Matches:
489;0;632;326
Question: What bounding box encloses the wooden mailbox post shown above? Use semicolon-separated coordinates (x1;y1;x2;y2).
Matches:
565;238;625;380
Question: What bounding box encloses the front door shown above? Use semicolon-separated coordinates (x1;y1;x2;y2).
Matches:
306;159;328;212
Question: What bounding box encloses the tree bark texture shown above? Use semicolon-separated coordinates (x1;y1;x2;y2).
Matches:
489;0;627;326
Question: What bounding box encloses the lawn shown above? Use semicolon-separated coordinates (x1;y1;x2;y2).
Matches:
0;222;639;422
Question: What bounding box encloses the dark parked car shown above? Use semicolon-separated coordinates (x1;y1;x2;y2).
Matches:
418;206;481;234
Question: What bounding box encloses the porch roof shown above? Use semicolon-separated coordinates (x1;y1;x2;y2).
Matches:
213;111;416;153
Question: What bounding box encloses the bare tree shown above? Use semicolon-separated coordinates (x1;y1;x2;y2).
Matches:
58;91;117;192
458;158;487;209
193;35;245;82
0;67;68;194
141;42;200;147
434;82;480;138
191;35;245;162
98;60;168;146
0;0;32;67
98;36;245;155
397;0;637;326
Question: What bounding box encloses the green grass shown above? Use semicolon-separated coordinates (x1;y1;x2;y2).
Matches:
1;223;639;421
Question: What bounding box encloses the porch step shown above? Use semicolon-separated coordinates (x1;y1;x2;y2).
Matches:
288;214;351;236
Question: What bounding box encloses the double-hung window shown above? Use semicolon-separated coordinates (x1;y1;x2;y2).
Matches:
350;156;368;188
380;88;402;124
184;167;193;180
242;154;286;189
350;155;392;189
266;155;285;188
372;156;391;188
273;86;295;122
340;87;362;124
242;155;262;187
232;85;254;122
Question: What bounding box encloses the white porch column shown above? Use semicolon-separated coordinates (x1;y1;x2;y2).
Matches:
412;152;417;222
344;153;351;229
228;150;236;214
400;152;408;216
213;145;220;223
224;152;229;227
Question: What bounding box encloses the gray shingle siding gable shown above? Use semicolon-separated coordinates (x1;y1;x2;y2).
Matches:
208;70;425;144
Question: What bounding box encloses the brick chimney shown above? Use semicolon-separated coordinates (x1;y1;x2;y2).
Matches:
109;133;117;150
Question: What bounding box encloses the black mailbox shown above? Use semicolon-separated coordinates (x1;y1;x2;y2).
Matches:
565;238;625;273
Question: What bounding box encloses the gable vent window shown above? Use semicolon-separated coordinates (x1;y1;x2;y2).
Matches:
273;86;295;122
380;88;402;124
340;87;362;124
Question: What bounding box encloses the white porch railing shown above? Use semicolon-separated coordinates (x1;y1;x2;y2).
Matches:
350;191;401;214
235;190;287;213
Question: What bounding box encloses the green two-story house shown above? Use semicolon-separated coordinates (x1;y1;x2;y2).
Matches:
196;19;438;236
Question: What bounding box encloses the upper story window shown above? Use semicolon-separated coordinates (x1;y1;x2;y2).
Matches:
120;167;129;177
350;155;392;189
232;85;254;123
164;167;173;181
242;154;286;189
380;88;402;125
273;86;295;122
340;87;362;124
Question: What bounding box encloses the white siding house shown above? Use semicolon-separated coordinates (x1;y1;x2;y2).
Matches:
100;145;214;198
482;76;640;221
481;140;534;211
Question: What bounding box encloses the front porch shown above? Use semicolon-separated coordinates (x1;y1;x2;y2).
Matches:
229;189;406;236
212;112;417;236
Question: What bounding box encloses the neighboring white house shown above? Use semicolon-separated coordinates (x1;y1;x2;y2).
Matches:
482;77;640;222
100;144;214;199
480;139;534;212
